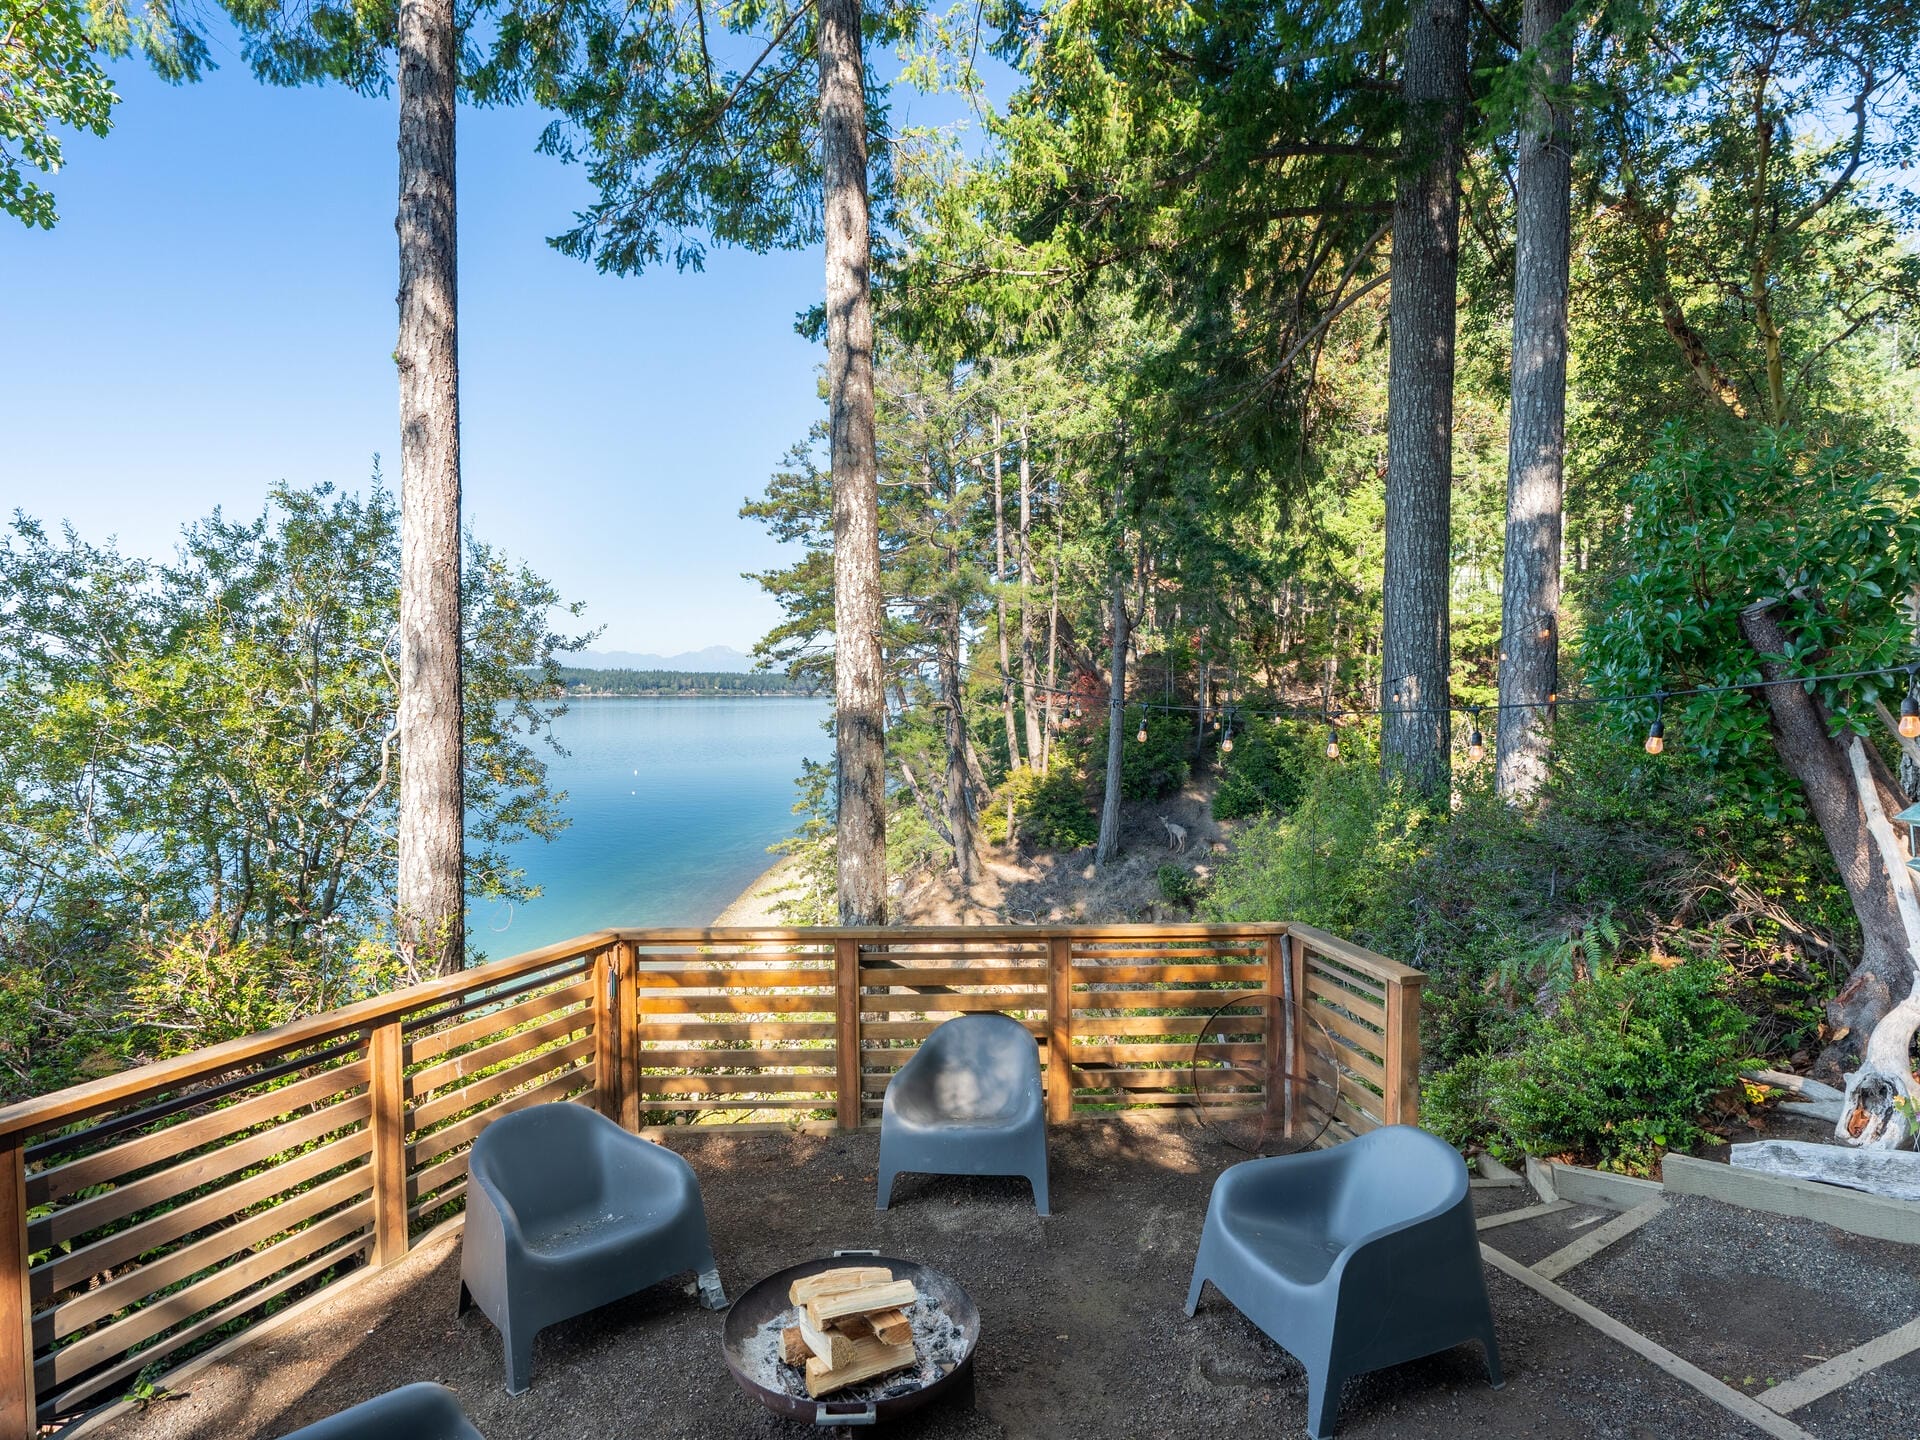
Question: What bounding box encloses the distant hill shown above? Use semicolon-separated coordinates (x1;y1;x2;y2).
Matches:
561;645;756;673
553;666;817;696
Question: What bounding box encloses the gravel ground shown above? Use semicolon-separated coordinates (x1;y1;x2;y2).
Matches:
73;1121;1900;1440
1562;1192;1920;1439
1477;1202;1618;1267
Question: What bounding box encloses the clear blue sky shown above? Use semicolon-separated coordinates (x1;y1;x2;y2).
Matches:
0;29;984;656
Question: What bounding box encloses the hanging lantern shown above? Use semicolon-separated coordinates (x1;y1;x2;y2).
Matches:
1901;695;1920;740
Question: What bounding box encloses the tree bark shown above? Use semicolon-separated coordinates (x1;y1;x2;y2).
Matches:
937;611;978;885
1379;0;1467;794
818;0;886;924
1097;469;1128;866
1018;419;1043;767
992;416;1021;775
1495;0;1573;803
1738;602;1917;1087
395;0;466;976
1042;525;1062;775
1840;737;1920;1148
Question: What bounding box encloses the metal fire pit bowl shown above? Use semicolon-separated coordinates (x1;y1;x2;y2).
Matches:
721;1251;980;1429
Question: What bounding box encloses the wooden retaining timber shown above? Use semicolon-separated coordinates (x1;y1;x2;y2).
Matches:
0;922;1417;1437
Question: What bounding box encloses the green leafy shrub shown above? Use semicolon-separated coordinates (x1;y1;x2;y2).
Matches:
1158;864;1204;908
1211;715;1310;819
1075;706;1191;802
1429;959;1751;1175
987;764;1098;850
1203;755;1431;938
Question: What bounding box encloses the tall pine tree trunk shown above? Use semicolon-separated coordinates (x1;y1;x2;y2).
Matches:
1495;0;1574;802
939;603;978;885
818;0;886;924
993;417;1021;774
1096;469;1128;866
1380;0;1467;794
395;0;466;976
1018;419;1043;766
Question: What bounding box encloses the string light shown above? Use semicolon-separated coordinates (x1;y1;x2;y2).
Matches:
1467;709;1486;763
1645;691;1666;755
1325;711;1341;760
1901;667;1920;738
1136;715;1149;744
1221;718;1235;753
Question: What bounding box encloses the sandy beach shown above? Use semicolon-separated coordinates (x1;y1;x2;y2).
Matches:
709;855;802;925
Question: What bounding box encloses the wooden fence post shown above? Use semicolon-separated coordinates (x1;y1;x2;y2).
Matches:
835;938;862;1130
367;1019;408;1268
2;1133;34;1440
1265;929;1288;1135
616;940;641;1132
593;945;621;1123
1383;974;1424;1126
1046;936;1074;1125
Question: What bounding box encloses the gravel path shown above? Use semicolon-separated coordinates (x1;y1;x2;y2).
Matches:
74;1121;1906;1440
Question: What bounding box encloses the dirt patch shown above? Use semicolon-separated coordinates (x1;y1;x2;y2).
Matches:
79;1119;1820;1440
895;777;1233;926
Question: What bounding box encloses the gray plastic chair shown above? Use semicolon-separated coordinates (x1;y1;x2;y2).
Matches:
1184;1124;1501;1439
876;1010;1049;1214
458;1102;725;1394
276;1382;483;1439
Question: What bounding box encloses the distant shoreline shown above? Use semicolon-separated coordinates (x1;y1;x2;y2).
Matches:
711;856;802;926
558;689;824;699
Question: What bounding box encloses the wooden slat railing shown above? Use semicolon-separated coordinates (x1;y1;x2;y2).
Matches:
0;922;1418;1436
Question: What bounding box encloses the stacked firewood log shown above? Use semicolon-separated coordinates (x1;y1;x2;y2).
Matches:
778;1265;919;1396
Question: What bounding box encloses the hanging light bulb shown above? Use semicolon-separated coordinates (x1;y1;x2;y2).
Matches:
1136;717;1149;744
1547;690;1559;723
1645;717;1665;755
1901;695;1920;740
1325;727;1340;760
1468;727;1485;762
1221;725;1235;754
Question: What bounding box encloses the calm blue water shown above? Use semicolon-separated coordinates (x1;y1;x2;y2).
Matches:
476;697;830;955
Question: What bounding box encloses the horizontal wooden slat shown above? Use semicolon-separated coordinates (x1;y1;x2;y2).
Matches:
858;993;1042;1013
45;1230;374;1418
29;1089;370;1249
635;1073;836;1097
630;1045;837;1069
1067;946;1262;960
31;1126;371;1295
1071;1015;1244;1037
1305;958;1388;1002
1072;1068;1259;1091
637;993;838;1016
632;1100;832;1113
1306;969;1386;1014
36;1161;373;1345
406;1067;591;1170
404;977;596;1066
1071;989;1266;1012
1075;971;1267;990
407;1180;467;1225
37;1197;374;1388
857;948;1048;963
1304;996;1386;1055
1069;1043;1263;1066
859;966;1046;986
26;1060;370;1209
407;1034;598;1133
638;1020;837;1042
630;967;833;989
861;1018;1043;1041
406;1006;591;1098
